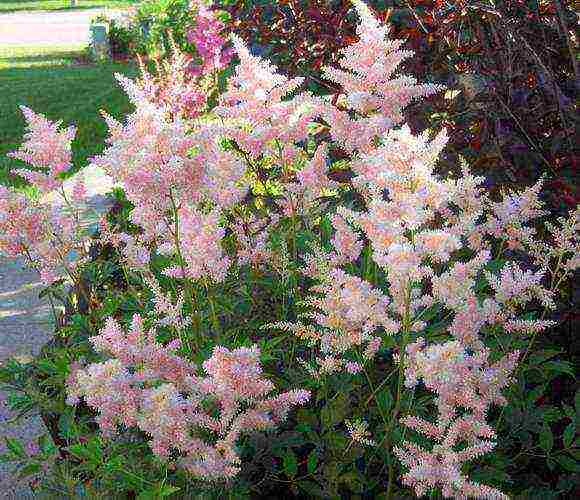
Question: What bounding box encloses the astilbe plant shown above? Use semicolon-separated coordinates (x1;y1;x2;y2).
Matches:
2;0;579;498
67;315;309;480
0;107;89;285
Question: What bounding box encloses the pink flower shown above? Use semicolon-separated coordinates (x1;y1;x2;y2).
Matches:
8;106;76;193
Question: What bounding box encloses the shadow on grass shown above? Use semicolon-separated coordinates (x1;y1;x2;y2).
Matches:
0;53;137;188
0;51;80;65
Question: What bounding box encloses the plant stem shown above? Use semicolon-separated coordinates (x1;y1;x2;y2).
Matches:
168;190;197;351
385;284;412;499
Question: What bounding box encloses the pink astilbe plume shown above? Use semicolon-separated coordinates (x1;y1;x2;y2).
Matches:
281;144;338;216
482;180;547;250
321;1;442;153
272;268;395;375
135;44;207;119
94;74;246;276
8;106;76;193
231;213;278;268
67;318;309;481
187;2;233;76
1;109;88;284
145;276;192;330
162;206;231;283
215;34;321;162
0;187;74;284
397;339;518;499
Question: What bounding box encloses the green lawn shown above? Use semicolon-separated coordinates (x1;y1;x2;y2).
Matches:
0;0;136;13
0;44;137;187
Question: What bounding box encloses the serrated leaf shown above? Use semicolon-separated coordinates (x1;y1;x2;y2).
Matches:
554;454;580;472
307;450;318;474
283;451;298;478
4;437;26;459
17;462;41;479
542;406;562;423
544;361;574;377
563;422;576;448
539;424;553;453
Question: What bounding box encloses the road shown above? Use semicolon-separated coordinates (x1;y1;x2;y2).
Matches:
0;8;123;45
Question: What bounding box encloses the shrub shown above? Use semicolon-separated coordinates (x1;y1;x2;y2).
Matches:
219;0;578;212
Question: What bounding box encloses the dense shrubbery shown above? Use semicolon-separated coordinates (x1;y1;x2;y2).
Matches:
220;0;578;212
1;1;579;498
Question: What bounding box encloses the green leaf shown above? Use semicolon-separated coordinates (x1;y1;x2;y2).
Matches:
307;450;318;474
527;384;547;403
157;485;181;497
376;388;393;414
137;484;181;499
539;424;554;453
17;462;41;479
38;435;57;456
297;480;325;497
544;361;575;377
283;451;298;479
563;422;576;449
541;406;562;423
321;393;349;430
575;389;580;418
554;454;580;472
4;437;26;459
528;350;561;366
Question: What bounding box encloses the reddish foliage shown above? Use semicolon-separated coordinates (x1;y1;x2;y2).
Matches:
217;0;578;212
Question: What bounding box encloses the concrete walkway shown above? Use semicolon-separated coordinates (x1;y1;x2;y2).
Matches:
0;259;52;499
0;166;115;498
1;4;123;494
0;8;125;45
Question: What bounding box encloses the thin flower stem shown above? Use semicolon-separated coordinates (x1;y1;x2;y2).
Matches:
168;190;197;351
385;283;412;499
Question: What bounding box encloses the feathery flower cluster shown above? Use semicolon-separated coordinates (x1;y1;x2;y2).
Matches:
321;0;442;153
481;181;546;250
135;44;207;119
145;276;191;330
8;106;76;193
280;144;338;217
93;73;246;283
275;268;394;375
528;206;580;273
162;206;231;283
67;317;309;480
186;2;233;76
231;213;278;268
1;108;88;284
214;35;321;162
345;419;376;447
396;339;518;499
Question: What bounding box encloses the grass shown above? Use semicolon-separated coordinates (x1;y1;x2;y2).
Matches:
0;0;136;13
0;44;137;187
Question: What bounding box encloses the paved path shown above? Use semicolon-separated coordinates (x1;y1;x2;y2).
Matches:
0;5;121;494
0;8;124;45
0;166;115;498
